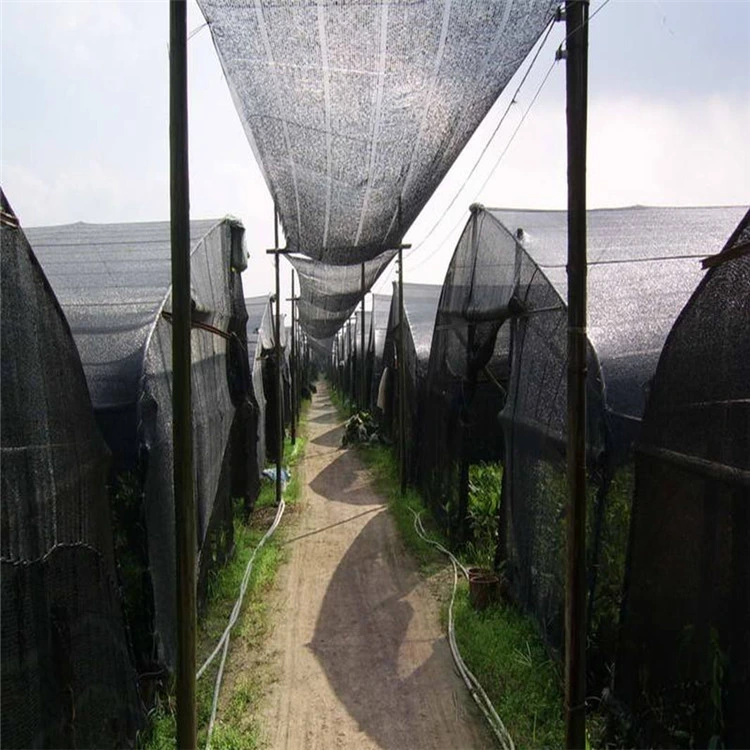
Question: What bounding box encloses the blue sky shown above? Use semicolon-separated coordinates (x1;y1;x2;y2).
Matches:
1;0;748;304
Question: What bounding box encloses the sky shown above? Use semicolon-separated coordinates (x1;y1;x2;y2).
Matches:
1;0;749;315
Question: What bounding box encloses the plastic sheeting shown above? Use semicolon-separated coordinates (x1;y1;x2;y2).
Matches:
28;218;249;670
618;208;750;747
1;206;142;748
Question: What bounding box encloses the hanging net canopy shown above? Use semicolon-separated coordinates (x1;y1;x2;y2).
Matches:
198;0;557;336
617;208;750;747
27;218;250;672
288;250;396;339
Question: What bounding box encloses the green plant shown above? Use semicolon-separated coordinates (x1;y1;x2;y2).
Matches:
466;462;502;569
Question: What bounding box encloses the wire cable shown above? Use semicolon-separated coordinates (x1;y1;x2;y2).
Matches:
404;0;614;277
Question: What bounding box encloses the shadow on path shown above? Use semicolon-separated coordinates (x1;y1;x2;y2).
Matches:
309;451;379;507
308;512;468;749
311;424;342;449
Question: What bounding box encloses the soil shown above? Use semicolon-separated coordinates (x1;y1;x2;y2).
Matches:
257;383;492;749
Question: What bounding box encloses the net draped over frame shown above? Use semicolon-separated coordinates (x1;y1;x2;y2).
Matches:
28;218;251;671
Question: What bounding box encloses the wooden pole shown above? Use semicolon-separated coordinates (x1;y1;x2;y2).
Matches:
274;206;283;507
564;2;589;747
169;2;196;747
360;263;366;410
290;270;297;445
398;247;406;495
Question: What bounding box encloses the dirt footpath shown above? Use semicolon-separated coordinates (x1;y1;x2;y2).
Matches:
259;383;491;749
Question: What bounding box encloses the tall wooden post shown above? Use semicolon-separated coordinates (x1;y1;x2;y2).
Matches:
273;206;283;507
290;270;297;444
564;1;589;747
360;263;366;409
169;2;196;747
398;248;406;495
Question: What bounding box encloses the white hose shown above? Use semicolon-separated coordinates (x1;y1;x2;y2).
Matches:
199;496;286;749
410;509;515;750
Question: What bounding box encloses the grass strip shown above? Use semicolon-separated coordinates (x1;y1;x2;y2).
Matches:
141;404;309;749
355;431;565;749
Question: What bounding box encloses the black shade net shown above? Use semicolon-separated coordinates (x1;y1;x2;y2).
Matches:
617;208;750;747
382;282;442;481
288;249;396;339
421;205;746;687
1;202;143;748
27;218;251;672
245;295;275;475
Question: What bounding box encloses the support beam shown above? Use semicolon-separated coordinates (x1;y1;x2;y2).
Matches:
267;211;287;507
398;247;406;495
169;2;196;747
564;2;589;748
290;270;297;444
360;263;366;410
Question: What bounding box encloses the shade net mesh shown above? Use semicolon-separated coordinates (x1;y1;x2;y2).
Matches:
245;295;275;475
288;249;396;338
1;215;142;748
419;208;513;538
370;292;394;406
28;218;251;671
198;0;555;270
381;282;441;482
487;206;746;684
616;208;750;748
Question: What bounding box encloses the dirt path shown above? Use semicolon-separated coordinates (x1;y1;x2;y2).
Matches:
259;383;491;749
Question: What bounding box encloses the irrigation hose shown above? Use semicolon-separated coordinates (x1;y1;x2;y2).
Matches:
410;509;515;750
198;495;287;750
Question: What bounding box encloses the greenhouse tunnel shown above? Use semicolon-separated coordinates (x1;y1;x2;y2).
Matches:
27;217;252;678
382;282;442;484
617;208;750;747
1;197;142;749
420;206;514;541
370;292;394;411
436;205;747;691
245;295;274;480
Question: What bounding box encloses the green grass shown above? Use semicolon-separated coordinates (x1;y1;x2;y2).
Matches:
358;441;447;574
140;401;310;749
454;587;565;748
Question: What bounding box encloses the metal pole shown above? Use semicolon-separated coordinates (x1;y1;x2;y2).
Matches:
398;248;406;495
274;205;283;507
169;2;196;747
360;263;366;410
564;2;589;747
290;270;297;445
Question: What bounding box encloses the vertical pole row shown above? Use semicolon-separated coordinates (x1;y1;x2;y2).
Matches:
565;1;589;748
274;205;283;508
360;263;366;410
169;2;196;747
398;247;406;495
290;270;297;445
